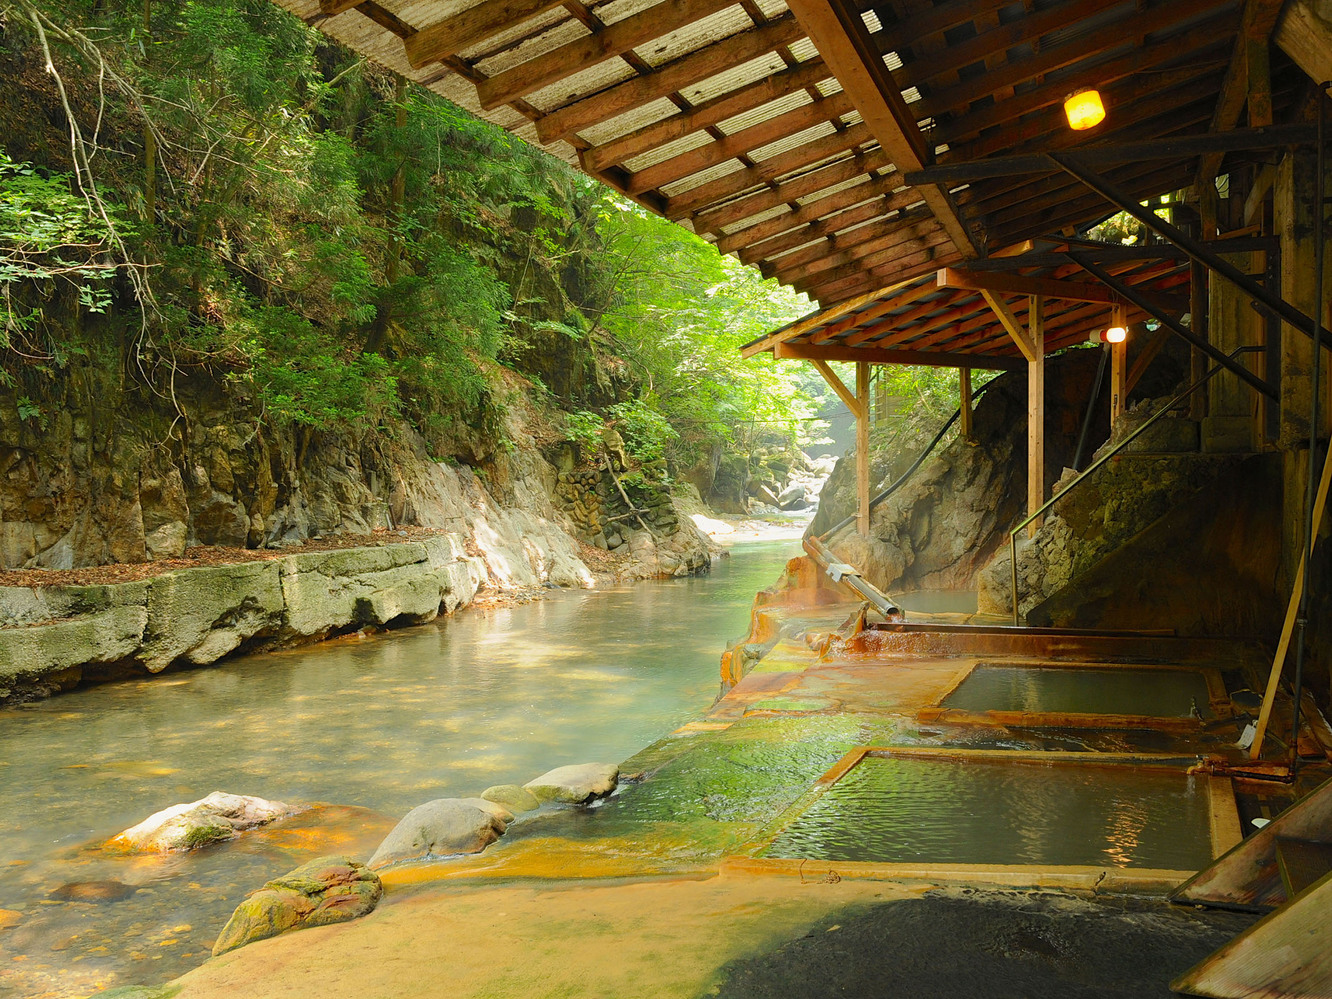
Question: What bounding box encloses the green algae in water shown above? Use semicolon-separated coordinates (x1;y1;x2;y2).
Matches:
942;665;1214;719
763;756;1213;871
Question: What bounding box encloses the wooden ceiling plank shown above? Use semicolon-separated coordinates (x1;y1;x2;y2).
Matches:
811;251;965;305
774;342;1026;370
797;242;952;297
810;281;943;345
739;274;923;357
920;0;1222;119
741;193;926;265
627;91;855;193
476;0;739;109
536;13;805;142
582;59;831;171
689;149;893;231
767;215;938;279
930;13;1234;146
784;0;981;257
901;0;1124;101
939;267;1134;305
791;229;952;289
908;124;1313;188
402;0;567;67
667;121;877;215
777;226;951;285
718;173;916;255
839;289;972;347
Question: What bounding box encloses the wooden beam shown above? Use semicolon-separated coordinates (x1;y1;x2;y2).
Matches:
626;91;855;194
856;361;870;535
775;342;1025;371
1275;0;1332;86
1191;0;1285;190
939;268;1135;306
581;59;831;172
774;224;950;286
667;122;877;217
783;0;980;258
980;290;1037;362
476;0;737;109
932;12;1233;147
535;14;805;142
794;239;952;297
1110;303;1128;424
319;0;367;16
906;125;1314;187
718;174;917;257
744;196;930;268
959;367;973;440
740;276;922;359
809;358;863;418
923;0;1222;119
689;150;892;232
401;0;565;66
1028;296;1045;538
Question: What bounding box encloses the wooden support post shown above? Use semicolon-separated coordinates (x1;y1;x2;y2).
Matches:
856;361;870;537
1027;296;1045;538
959;367;974;441
1110;303;1128;424
1190;260;1209;420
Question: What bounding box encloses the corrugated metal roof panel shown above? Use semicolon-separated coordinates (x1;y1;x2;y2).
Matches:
684;51;793;103
748;119;840;161
525;58;640;113
471;18;589;78
636;6;757;66
622;130;716;172
659;159;748;197
716;89;814;135
575;97;681;146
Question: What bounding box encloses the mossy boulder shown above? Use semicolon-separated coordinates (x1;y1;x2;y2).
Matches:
212;856;381;956
524;763;619;804
107;791;297;853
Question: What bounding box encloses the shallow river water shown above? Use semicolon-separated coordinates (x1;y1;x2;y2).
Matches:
0;539;799;998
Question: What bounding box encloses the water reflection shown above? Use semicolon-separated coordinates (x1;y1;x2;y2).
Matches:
0;540;798;996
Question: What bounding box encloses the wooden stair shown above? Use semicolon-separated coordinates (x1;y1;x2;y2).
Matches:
1171;776;1332;998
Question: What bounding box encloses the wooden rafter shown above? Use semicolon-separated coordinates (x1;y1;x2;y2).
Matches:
1193;0;1287;192
783;0;981;258
535;13;805;142
400;0;565;67
775;342;1025;370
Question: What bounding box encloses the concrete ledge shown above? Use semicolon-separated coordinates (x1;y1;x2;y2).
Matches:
0;534;481;704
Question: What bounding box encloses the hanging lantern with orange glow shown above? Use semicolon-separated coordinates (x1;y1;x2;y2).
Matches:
1102;324;1127;344
1064;88;1106;131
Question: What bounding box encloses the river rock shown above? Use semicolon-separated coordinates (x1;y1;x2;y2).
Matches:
524;763;619;804
481;784;541;814
49;880;138;903
107;791;297;853
211;855;382;956
367;798;508;869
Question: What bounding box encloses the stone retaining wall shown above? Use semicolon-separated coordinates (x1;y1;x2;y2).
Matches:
0;534;481;704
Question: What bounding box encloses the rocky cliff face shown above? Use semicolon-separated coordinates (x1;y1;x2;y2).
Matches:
0;366;708;589
815;350;1109;593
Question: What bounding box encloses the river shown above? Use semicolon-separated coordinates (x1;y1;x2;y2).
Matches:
0;539;799;998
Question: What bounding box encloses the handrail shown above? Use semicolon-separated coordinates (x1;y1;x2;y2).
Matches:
1007;344;1265;625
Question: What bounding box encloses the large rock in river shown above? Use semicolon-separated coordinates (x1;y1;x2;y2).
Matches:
107;791;297;853
211;855;382;956
524;763;619;804
368;798;509;869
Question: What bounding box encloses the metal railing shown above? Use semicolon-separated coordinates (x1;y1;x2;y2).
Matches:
1007;344;1265;625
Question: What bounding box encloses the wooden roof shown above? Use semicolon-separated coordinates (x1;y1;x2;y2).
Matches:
285;0;1310;360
